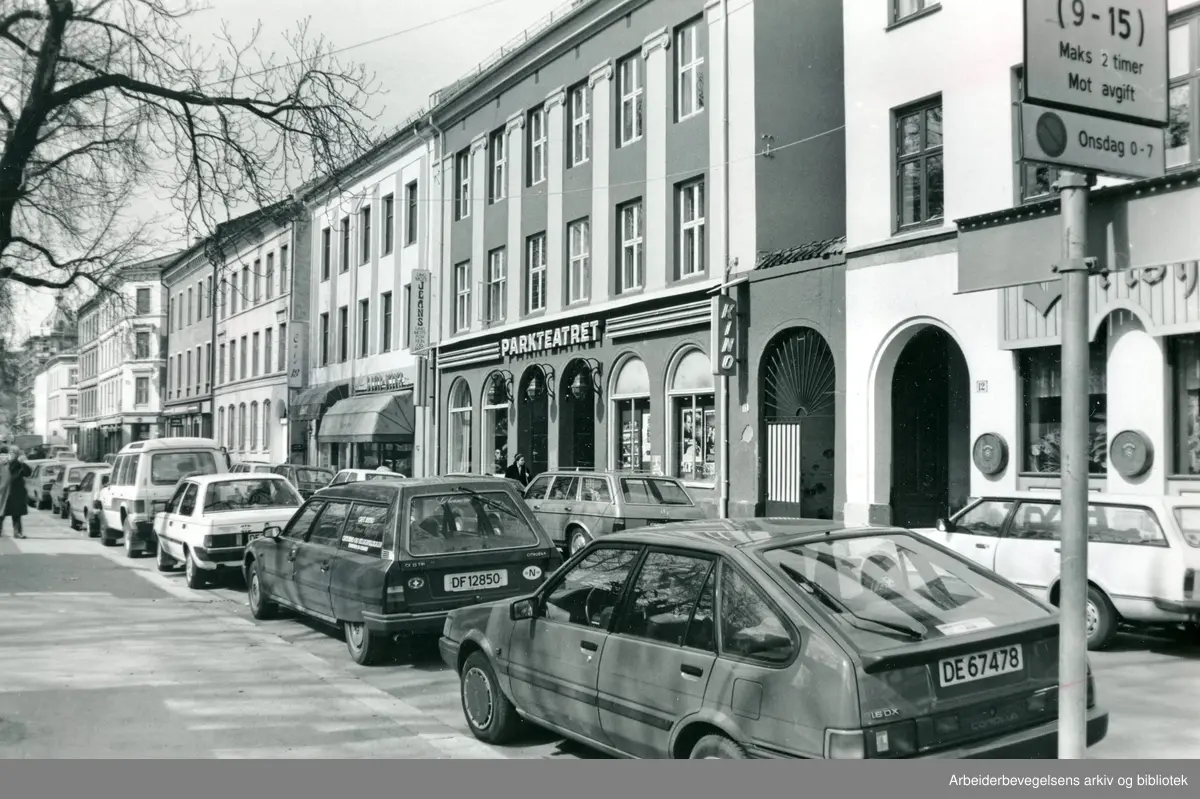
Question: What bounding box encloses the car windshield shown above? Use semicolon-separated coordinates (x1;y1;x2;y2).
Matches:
619;477;693;506
203;479;302;513
406;492;540;556
151;452;218;485
1173;507;1200;547
762;533;1050;653
296;468;333;483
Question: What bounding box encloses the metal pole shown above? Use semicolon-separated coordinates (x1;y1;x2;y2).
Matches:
1055;169;1092;759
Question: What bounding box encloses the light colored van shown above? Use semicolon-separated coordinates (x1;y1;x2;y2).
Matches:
921;492;1200;649
97;437;227;558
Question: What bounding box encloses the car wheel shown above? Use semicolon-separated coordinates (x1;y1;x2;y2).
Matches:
1085;585;1118;650
568;528;591;556
247;562;277;620
123;518;140;558
343;620;389;666
156;540;177;572
184;550;208;589
460;651;522;745
60;503;69;520
87;513;99;538
689;734;749;759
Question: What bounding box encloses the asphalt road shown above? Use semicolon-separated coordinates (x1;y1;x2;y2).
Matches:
1;508;1197;759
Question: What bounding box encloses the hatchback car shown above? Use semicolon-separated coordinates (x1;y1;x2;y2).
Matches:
441;518;1108;759
52;462;107;518
243;477;562;666
31;462;68;510
153;474;304;589
272;464;335;499
67;467;112;534
921;492;1200;649
524;470;705;555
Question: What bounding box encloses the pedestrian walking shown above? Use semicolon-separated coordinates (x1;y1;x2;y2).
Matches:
504;454;532;487
0;446;33;539
220;446;232;469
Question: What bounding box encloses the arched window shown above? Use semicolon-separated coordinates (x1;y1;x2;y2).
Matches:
250;402;259;451
238;403;247;450
263;400;271;452
481;373;510;475
611;356;651;471
448;379;473;473
668;349;716;483
217;407;225;447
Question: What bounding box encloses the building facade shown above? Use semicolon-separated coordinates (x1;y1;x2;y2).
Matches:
43;352;80;451
841;0;1200;527
162;242;216;439
15;295;76;435
212;202;309;466
32;370;49;440
297;127;430;475
428;0;845;517
77;295;102;459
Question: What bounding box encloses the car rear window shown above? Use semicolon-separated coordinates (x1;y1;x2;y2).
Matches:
296;468;333;483
150;452;218;485
762;533;1050;654
406;491;541;556
619;477;693;506
203;479;302;513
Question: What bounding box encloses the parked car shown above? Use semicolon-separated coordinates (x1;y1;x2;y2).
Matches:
53;462;107;519
920;492;1200;649
97;437;228;557
270;464;335;499
441;518;1108;758
22;460;49;506
243;477;562;666
30;462;68;510
103;454;117;466
523;469;705;555
446;472;525;493
153;474;304;589
328;468;407;485
68;467;112;536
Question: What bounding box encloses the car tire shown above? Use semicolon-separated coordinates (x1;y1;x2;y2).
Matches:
87;513;99;538
568;528;591;557
1086;585;1118;650
689;734;749;759
156;540;177;572
460;651;522;745
246;562;277;620
60;503;69;520
69;509;81;531
123;518;140;558
343;620;389;666
184;550;208;589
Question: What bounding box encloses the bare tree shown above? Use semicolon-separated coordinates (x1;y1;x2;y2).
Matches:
0;0;378;293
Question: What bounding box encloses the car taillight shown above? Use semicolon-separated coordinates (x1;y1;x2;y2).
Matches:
1087;673;1096;709
824;729;866;759
384;577;406;614
1185;569;1196;598
133;500;145;514
1183;531;1200;547
92;500;102;510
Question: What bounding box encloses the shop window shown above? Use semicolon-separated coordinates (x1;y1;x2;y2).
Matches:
611;356;652;471
1172;334;1200;474
669;349;716;483
1020;338;1107;474
1168;15;1199;169
482;372;510;476
355;443;413;475
449;379;473;473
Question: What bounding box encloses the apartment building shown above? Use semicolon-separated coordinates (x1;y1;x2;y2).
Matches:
429;0;846;517
212;201;309;466
841;0;1200;528
77;294;102;458
162;242;216;439
15;296;76;436
297;126;429;474
43;352;80;452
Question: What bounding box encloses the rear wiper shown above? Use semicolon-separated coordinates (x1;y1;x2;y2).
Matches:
453;486;521;518
779;563;926;641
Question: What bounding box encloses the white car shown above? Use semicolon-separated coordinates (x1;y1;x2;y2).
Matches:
327;469;406;486
67;467;112;537
919;492;1200;649
153;473;303;589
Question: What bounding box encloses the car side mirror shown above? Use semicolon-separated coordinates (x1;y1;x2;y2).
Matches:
510;597;539;621
936;518;956;533
263;525;282;541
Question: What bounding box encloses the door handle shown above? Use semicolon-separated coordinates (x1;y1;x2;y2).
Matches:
975;542;989;549
681;664;704;678
287;548;298;562
320;561;330;573
564;506;573;512
580;640;598;653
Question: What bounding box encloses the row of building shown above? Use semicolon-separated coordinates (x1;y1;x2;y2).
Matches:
17;0;1200;526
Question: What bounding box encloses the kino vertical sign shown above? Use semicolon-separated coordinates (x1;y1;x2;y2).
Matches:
711;295;738;377
1021;0;1168;179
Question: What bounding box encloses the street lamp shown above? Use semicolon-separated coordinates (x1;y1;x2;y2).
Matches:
523;365;554;404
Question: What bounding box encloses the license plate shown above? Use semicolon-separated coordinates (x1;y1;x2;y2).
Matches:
246;532;262;542
938;644;1024;688
444;569;509;593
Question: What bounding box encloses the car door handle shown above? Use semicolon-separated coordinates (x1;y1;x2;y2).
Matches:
287;549;298;562
563;506;573;512
320;561;330;573
975;542;989;549
681;664;704;678
580;640;598;653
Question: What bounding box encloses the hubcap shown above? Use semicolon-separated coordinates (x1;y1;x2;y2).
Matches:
1086;600;1100;637
250;573;260;607
347;623;365;650
571;533;587;554
463;666;495;729
187;554;196;581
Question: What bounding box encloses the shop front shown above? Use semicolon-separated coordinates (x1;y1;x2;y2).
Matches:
162;403;211;439
97;412;161;457
437;296;722;516
291;382;349;467
317;369;417;474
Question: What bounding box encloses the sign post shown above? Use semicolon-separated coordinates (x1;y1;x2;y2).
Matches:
1022;0;1167;759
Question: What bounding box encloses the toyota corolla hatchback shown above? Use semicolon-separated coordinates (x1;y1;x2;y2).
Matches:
440;519;1108;759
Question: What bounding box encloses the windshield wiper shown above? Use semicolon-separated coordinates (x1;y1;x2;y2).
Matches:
778;563;926;641
453;486;522;518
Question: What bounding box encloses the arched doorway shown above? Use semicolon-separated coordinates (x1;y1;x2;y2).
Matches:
890;326;970;527
559;359;597;469
761;327;836;518
518;366;551;477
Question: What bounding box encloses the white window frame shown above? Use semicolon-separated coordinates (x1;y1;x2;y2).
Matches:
456;151;471;220
487;249;507;324
529;107;547;185
455;261;472;333
448;381;473;474
491;130;507;203
570;84;591;166
568;219;591;304
527;234;547;313
667;349;717;485
620;202;644;292
679;180;706;277
481;374;510;476
618;55;643;146
677;21;705;120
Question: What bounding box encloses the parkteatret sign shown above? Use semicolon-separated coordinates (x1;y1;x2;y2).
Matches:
500;320;602;358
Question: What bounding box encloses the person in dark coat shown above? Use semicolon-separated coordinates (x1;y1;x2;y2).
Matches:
0;446;33;539
504;454;532;487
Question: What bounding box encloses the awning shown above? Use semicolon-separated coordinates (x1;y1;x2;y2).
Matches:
292;382;349;422
318;392;415;444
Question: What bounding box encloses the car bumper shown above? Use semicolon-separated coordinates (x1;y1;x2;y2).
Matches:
126;518;157;549
191;546;246;569
362;609;451;635
932;707;1109;759
1153;597;1200;617
439;637;460;670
